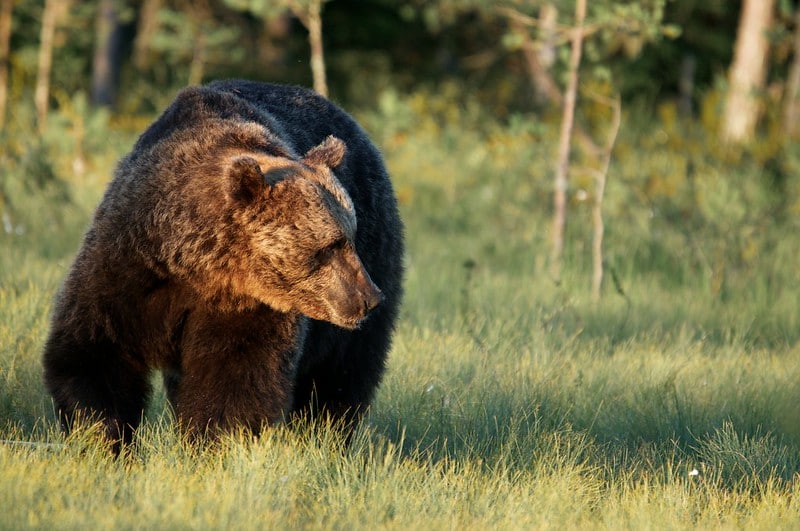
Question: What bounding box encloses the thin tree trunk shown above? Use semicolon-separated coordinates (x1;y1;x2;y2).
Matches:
91;0;122;107
178;0;210;86
509;7;560;106
290;1;328;97
499;6;599;156
187;32;206;86
258;13;290;68
0;0;12;130
304;0;328;98
783;9;800;137
133;0;161;70
721;0;774;143
538;3;557;69
550;0;586;283
591;94;621;302
35;0;62;131
678;53;696;117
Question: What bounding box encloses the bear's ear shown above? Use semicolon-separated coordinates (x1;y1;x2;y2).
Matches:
304;136;346;169
227;156;265;203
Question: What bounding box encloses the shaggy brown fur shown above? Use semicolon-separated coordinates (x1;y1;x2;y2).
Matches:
42;81;403;449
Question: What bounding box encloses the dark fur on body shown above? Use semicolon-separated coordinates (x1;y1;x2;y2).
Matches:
42;80;404;448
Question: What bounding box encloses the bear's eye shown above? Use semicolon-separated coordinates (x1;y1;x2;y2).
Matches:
315;246;334;266
313;238;346;268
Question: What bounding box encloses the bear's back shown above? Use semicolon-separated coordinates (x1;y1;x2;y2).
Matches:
132;84;290;156
206;80;377;164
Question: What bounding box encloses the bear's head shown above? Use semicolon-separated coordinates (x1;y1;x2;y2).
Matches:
224;136;383;329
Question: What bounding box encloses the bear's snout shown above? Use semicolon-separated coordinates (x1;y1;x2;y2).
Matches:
362;284;383;314
301;248;385;329
357;275;383;320
348;266;383;326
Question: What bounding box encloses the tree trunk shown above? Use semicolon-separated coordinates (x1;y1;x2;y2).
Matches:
91;0;122;107
133;0;161;70
187;32;206;86
291;0;327;98
257;13;290;68
0;0;12;130
179;0;210;86
550;0;586;283
305;0;328;98
783;9;800;138
499;6;599;156
678;53;696;117
35;0;63;131
721;0;774;143
537;5;557;75
509;18;562;105
509;5;560;106
591;95;621;302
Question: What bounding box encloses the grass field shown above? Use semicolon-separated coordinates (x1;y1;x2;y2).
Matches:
1;97;800;528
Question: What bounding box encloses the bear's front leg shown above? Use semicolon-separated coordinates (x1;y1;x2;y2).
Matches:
174;306;301;439
291;305;398;445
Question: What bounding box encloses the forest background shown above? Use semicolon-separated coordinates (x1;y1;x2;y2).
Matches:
2;0;800;528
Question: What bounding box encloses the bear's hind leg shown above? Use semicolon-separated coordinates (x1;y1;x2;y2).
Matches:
43;334;151;452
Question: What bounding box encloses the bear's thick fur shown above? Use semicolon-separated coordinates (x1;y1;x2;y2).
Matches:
42;80;404;448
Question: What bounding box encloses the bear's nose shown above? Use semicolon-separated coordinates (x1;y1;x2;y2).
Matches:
363;287;383;314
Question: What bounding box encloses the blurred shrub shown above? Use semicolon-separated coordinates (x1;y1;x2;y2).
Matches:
1;94;136;256
358;83;799;312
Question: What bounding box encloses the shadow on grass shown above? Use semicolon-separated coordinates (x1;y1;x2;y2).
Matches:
367;356;800;490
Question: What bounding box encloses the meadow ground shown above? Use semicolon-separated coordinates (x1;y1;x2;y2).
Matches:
1;97;799;528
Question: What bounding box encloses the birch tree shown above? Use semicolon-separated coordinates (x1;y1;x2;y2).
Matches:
721;0;774;143
783;8;800;138
290;0;327;97
35;0;68;131
91;0;122;106
133;0;162;70
225;0;331;97
550;0;586;283
0;0;12;129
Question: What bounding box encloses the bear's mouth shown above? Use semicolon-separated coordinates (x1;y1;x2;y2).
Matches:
332;312;368;330
326;305;377;330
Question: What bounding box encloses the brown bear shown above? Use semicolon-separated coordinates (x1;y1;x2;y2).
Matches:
42;80;404;450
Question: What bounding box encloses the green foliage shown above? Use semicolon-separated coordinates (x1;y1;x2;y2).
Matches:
148;7;245;82
1;0;796;122
7;1;97;99
587;0;675;58
408;0;677;94
223;0;324;19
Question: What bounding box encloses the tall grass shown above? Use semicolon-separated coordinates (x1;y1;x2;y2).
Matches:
1;92;799;528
